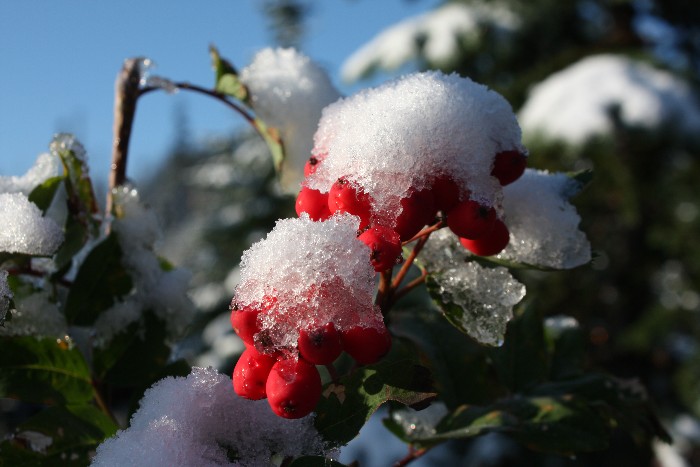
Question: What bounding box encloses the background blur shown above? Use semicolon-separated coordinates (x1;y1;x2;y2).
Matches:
3;0;700;465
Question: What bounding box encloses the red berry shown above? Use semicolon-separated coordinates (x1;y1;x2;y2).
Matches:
297;322;343;364
295;186;331;221
304;155;321;177
341;325;392;365
328;177;373;229
447;200;497;239
459;218;510;256
232;346;276;400
394;189;437;241
230;302;263;346
491;150;527;186
432;176;462;212
266;358;322;419
358;225;402;271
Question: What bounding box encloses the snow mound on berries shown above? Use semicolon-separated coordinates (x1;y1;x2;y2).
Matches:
500;169;591;269
519;54;700;144
235;213;382;349
240;48;341;192
307;71;524;225
0;152;60;195
0;193;64;255
420;230;525;346
91;367;330;467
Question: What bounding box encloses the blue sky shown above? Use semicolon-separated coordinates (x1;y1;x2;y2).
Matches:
0;0;440;184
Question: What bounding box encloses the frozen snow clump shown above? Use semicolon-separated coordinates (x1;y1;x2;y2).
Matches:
0;152;60;195
307;70;524;226
234;213;382;350
500;169;591;269
0;193;64;256
91;367;330;467
240;48;341;191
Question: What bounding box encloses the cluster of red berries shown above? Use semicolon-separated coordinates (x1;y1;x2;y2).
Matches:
230;296;391;419
296;149;527;265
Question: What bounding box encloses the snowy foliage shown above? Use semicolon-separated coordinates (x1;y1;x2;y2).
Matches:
341;2;519;82
240;48;341;191
519;54;700;144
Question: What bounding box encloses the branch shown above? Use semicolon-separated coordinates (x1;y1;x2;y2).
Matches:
393;447;429;467
106;58;144;215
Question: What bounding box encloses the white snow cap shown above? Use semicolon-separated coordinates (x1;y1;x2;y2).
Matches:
500;169;591;269
308;70;523;224
341;3;520;82
235;213;382;350
519;54;700;144
239;48;341;191
0;152;60;195
0;193;64;256
91;367;330;467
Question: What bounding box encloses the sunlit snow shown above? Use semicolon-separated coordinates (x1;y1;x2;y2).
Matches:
519;54;700;144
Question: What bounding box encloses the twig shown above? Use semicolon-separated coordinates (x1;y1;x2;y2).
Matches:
393;447;429;467
402;219;444;245
92;380;120;427
393;269;428;303
391;235;429;291
375;269;393;314
106;58;143;215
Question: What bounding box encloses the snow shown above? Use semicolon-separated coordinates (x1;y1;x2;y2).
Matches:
0;152;60;195
0;192;64;256
94;185;194;343
91;367;331;467
500;169;591;269
419;229;525;346
239;48;341;192
341;3;520;82
518;54;700;144
307;71;523;226
0;290;67;338
234;213;382;351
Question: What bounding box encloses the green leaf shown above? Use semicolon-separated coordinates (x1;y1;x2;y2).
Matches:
314;338;436;446
392;307;502;409
27;176;63;213
93;311;172;388
0;336;94;405
63;233;132;326
0;404;118;465
210;45;249;103
287;456;348;467
487;304;549;393
51;135;99;228
434;395;610;454
544;317;586;380
425;271;515;347
52;217;89;274
566;169;594;194
253;118;285;175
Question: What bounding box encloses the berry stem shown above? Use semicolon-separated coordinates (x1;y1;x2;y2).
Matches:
402;219;445;245
393;269;428;302
376;269;393;314
393;446;430;466
391;234;429;291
